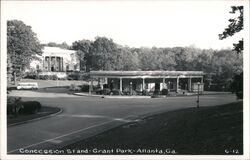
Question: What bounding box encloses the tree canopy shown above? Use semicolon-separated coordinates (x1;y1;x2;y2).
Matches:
7;20;43;74
45;42;70;49
219;6;243;53
71;36;242;92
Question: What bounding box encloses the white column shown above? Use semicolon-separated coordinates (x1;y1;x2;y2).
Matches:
201;77;203;83
48;56;51;71
120;78;123;92
58;57;62;72
61;57;64;71
188;78;192;92
163;78;166;89
42;56;45;71
142;78;145;90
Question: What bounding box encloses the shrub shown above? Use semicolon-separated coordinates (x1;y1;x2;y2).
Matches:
153;90;161;95
39;75;49;80
38;74;59;80
103;84;109;89
58;77;67;80
142;90;149;96
51;75;58;80
161;89;168;95
69;84;81;91
19;101;42;114
122;88;137;95
131;90;138;95
236;91;243;99
7;97;22;117
24;72;38;79
81;84;89;92
67;73;79;80
96;89;111;95
109;89;123;95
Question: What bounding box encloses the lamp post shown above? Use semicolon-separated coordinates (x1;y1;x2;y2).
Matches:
197;82;200;108
130;82;133;96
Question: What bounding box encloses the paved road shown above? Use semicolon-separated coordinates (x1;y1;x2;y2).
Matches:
7;91;237;154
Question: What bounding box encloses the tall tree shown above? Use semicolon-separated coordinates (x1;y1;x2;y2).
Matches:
114;47;140;71
91;37;118;70
71;39;93;71
7;20;43;78
219;6;244;98
219;6;243;54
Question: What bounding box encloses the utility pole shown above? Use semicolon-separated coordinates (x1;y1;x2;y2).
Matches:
197;82;200;108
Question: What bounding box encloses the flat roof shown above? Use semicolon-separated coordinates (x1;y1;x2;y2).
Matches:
90;71;204;77
43;47;76;55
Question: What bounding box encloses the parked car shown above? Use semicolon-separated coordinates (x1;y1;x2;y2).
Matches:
17;82;38;90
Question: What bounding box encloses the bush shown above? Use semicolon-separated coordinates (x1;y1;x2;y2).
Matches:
51;75;58;80
19;101;41;114
96;89;111;95
122;89;137;95
58;77;67;80
81;84;89;92
109;89;123;95
24;72;38;79
122;88;130;95
7;97;22;117
38;74;58;80
142;90;149;96
39;75;49;80
153;90;161;95
161;89;168;95
236;91;243;99
69;84;81;91
67;73;80;80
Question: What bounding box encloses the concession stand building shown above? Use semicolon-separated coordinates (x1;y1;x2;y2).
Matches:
90;71;205;93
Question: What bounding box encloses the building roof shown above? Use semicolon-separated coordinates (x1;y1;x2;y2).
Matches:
90;71;204;78
42;47;76;56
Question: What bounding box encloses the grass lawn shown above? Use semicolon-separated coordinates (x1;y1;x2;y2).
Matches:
62;101;243;155
8;79;90;89
7;106;61;126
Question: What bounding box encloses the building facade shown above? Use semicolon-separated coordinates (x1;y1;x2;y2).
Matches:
29;46;80;72
90;71;205;93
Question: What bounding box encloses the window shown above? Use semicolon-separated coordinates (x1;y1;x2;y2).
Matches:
74;64;77;70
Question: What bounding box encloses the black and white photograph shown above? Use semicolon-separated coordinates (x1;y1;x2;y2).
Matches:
0;0;249;160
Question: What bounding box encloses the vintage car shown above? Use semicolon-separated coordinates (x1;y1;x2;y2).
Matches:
17;82;38;90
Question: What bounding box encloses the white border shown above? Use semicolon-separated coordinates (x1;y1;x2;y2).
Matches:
243;1;250;159
1;1;249;160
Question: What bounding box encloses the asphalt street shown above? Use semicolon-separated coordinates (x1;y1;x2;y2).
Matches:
7;91;237;154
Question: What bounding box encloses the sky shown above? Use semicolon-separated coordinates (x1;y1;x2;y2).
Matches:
1;0;248;49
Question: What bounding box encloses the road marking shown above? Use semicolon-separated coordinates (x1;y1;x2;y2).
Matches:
58;114;136;122
8;120;115;153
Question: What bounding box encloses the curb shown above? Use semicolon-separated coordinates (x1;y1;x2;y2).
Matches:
104;95;151;99
73;93;152;99
7;108;63;127
73;93;103;98
73;92;233;99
